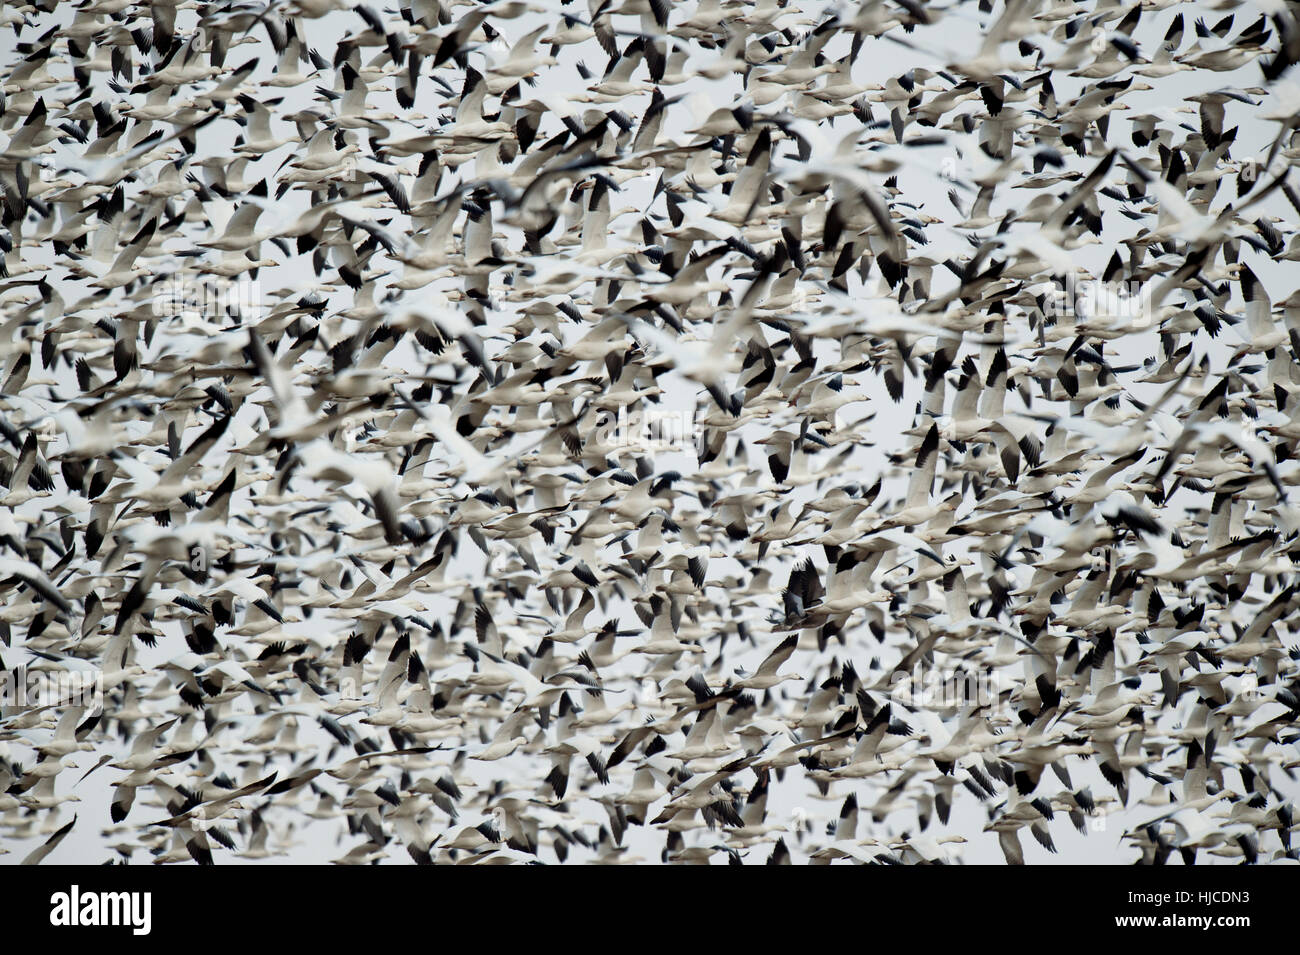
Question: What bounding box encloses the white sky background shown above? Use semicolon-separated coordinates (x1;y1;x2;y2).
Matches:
1;0;1299;864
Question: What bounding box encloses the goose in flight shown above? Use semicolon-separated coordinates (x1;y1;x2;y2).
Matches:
1;0;1298;868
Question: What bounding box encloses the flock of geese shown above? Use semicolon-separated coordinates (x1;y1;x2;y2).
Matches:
2;0;1300;865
